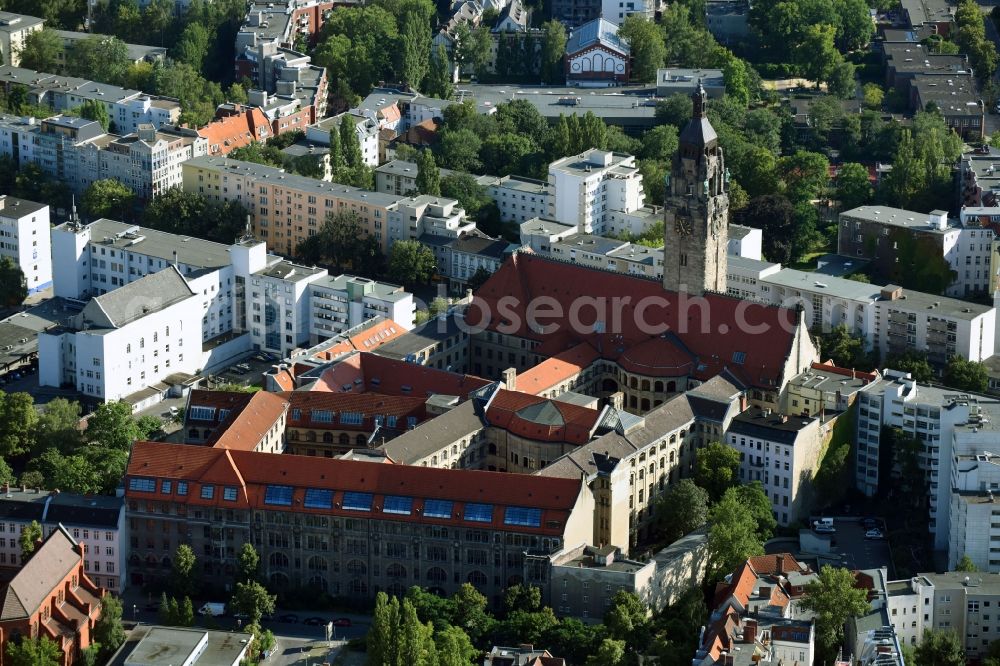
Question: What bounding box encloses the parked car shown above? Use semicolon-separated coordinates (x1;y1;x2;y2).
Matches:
865;529;885;540
198;602;227;617
332;618;352;627
303;616;326;626
814;524;836;534
276;613;299;623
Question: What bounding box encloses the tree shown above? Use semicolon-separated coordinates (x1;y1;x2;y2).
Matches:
641;125;679;162
913;630;966;666
425;45;454;100
399;599;437;666
296;211;382;273
369;591;400;666
723;56;753;108
503;584;542;615
399;12;430;91
863;83;885;110
173;23;211;72
231;581;276;626
943;357;989;393
18;28;61;72
585;639;626;666
838;0;875;50
653;479;709;543
480;132;536;176
800;565;871;663
466;266;493;292
5;636;61;666
454;24;493;77
885;350;935;382
77;99;111;132
93;595;126;658
828;59;857;99
778;150;829;204
656;94;694;129
0;458;14;486
451;583;494;646
415;150;441;196
0;391;38;457
86;401;145;451
434;624;477;666
836;162;872;210
795;24;840;87
541;20;567;84
387;240;436;287
171;544;198;598
19;520;42;561
735;194;797;264
437;129;482;172
237;543;260;582
178;597;194;627
731;482;777;541
956;554;979;572
694;442;740;501
68;36;131;86
604;590;649;647
142;188;247;244
0;258;26;309
707;490;766;580
82;179;134;221
619;16;666;82
819;325;873;370
340;115;363;169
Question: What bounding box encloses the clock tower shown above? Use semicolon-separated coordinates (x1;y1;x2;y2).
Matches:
662;83;729;296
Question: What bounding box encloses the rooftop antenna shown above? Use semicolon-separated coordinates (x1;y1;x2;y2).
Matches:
68;195;81;231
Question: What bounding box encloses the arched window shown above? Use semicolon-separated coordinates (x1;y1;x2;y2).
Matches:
307;556;327;572
339;433;349;445
641;380;650;391
654;381;663;392
386;563;406;579
269;572;289;588
488;443;497;455
347;560;366;576
349;579;367;596
426;567;447;583
386;583;406;597
467;570;488;588
322;432;333;443
269;552;289;568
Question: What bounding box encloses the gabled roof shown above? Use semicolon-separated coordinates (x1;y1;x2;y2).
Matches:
198;391;290;451
0;525;82;621
80;266;194;329
469;254;801;390
566;18;629;56
126;441;582;535
486;389;601;444
284;391;427;430
198;107;271;155
307;352;492;398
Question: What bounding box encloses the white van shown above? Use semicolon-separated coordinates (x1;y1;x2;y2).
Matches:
198;602;226;617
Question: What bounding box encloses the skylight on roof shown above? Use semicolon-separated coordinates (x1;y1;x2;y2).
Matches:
732;351;746;364
504;507;542;527
464;503;494;523
343;492;374;511
264;485;293;506
304;488;333;509
383;496;413;515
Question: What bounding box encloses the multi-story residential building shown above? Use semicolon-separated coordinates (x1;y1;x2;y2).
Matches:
247;259;326;358
0;12;41;67
922;572;1000;659
0;526;104;666
548;529;708;619
0;487;126;592
839;206;994;298
308;274;414;345
600;0;657;23
436;234;516;294
547;150;650;235
782;362;879;418
388;195;477;247
234;0;336;78
960;151;1000;208
727;257;997;365
697;554;816;666
726;408;825;526
486;175;552;224
855;370;1000;549
727;224;762;260
0;66;180;133
38;267;203;402
183;390;289;454
911;73;984;140
195;106;272;157
0;196;50;293
124;439;595;609
182;156;405;256
0;114;206;199
704;0;750;45
305;113;380;167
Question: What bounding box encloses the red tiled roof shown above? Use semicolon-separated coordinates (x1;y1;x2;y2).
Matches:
284;391;427;430
126;441;582;535
186;390;289;451
469;254;801;389
746;553;804;575
811;361;879;382
485;389;600;444
516;342;600;395
311;352;492;398
198;107;271;155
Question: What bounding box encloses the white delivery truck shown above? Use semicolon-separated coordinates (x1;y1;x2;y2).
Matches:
198;602;227;617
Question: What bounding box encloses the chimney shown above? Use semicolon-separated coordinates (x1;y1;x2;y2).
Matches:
502;367;516;391
610;391;624;410
744;619;758;644
777;554;785;572
172;250;178;269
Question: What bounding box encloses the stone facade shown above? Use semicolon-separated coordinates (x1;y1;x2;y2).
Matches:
663;84;729;296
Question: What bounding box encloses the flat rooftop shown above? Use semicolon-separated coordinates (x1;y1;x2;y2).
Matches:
455;84;658;127
126;627;252;666
841;205;954;232
63;219;236;270
764;268;883;302
257;260;325;282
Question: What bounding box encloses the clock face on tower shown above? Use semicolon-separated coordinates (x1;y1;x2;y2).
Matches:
675;217;692;236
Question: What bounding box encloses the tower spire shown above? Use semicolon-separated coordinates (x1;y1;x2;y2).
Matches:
692;78;707;119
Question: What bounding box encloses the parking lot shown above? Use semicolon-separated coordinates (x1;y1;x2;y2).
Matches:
205;352;280;389
826;518;894;575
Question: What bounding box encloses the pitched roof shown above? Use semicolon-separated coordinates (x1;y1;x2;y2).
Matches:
0;526;81;621
198;107;271;155
566;18;629;56
204;391;290;451
81;266;194;329
486;389;601;444
469;254;801;390
284;391;427;430
516;342;600;395
126;441;583;535
378;399;485;464
307;352;492;398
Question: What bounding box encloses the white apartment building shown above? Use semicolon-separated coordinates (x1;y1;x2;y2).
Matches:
855;371;1000;549
100;125;207;201
726;408;824;526
247;260;326;357
39;267;203;402
726;257;996;365
547;150;651;235
0;488;127;592
387;195;477;246
486;175;552;224
0;12;42;67
308;274;415;345
839;206;995;298
728;224;762;260
0;196;51;293
304;112;380;167
0;65;180;134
